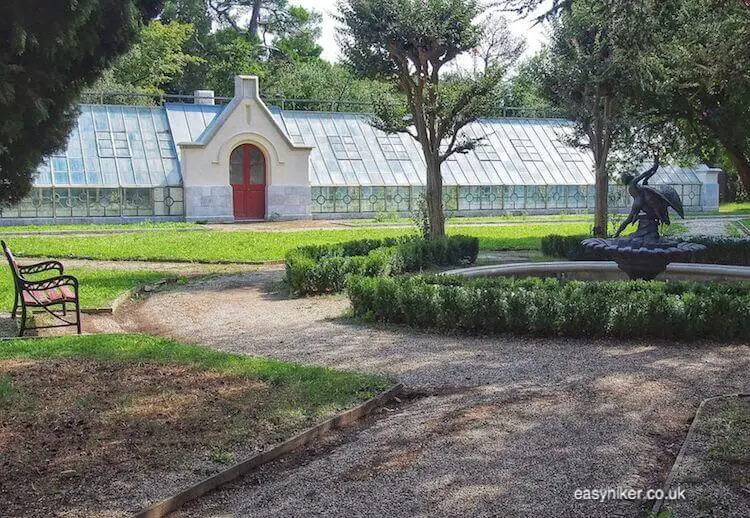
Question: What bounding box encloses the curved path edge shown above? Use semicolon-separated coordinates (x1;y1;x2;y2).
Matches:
132;383;404;518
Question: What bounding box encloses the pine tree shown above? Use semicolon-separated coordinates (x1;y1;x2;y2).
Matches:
0;0;162;206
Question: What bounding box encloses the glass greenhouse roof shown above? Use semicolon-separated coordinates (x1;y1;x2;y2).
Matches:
272;109;704;187
34;104;181;188
36;103;706;189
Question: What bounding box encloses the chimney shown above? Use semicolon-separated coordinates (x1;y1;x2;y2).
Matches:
234;76;259;100
193;89;215;105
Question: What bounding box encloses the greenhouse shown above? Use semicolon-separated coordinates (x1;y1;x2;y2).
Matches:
0;76;719;224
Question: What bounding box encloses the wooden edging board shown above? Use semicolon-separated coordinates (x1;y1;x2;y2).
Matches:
131;382;404;518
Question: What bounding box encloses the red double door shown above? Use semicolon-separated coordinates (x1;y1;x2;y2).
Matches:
230;144;266;219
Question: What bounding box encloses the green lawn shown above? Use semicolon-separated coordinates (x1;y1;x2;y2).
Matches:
0;334;390;406
0;266;175;311
345;213;595;226
717;202;750;215
3;223;592;263
0;221;199;234
0;334;391;516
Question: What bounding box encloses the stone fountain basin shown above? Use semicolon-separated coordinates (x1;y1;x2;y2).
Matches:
443;261;750;282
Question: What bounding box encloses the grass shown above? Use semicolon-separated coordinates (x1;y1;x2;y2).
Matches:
662;396;750;517
0;220;199;234
717;201;750;215
0;334;390;515
4;223;592;263
0;334;390;407
345;213;596;226
0;265;176;310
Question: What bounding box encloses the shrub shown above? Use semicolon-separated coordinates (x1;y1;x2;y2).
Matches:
346;274;750;341
541;234;750;266
286;235;479;296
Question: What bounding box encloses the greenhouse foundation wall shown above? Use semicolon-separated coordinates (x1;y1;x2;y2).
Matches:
0;180;719;225
309;183;712;219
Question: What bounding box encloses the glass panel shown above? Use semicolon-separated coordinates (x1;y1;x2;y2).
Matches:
230;146;244;185
157;131;176;158
108;107;126;132
503;186;526;210
525;186;547;209
68;157;86;185
96;132;114;157
164;159;181;186
547;186;566;209
474;143;501;161
70;188;88;216
92;106;110;131
113;132;130;157
458;186;482;211
123;188;152;216
361;186;386;212
442;186;458;211
249;147;265;184
312;186;335;213
509;138;542;162
385;186;410;212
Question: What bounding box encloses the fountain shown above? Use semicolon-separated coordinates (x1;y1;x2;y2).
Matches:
581;158;706;280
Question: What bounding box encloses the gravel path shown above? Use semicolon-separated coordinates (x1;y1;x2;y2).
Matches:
681;217;736;237
99;272;750;518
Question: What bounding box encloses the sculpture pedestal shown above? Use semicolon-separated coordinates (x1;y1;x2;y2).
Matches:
581;217;706;280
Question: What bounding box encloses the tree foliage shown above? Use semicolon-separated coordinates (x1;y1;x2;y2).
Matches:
156;0;323;94
93;20;203;95
338;0;509;238
540;0;667;236
263;61;396;110
641;0;750;193
0;0;162;206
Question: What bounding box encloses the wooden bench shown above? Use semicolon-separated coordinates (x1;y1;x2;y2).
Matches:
2;240;81;336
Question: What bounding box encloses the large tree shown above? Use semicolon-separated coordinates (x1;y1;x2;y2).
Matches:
642;0;750;193
0;0;162;206
263;61;396;111
94;20;203;95
338;0;508;238
541;0;665;236
160;0;324;94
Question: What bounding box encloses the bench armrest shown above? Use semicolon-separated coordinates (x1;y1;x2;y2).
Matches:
19;260;64;276
22;275;79;292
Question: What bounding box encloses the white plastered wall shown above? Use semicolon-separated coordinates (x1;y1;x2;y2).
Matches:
179;76;313;221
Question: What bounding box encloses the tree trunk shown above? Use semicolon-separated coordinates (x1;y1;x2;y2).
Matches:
248;0;263;40
723;143;750;195
593;159;609;237
425;153;445;238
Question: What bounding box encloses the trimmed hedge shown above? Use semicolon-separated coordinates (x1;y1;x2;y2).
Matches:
347;274;750;340
285;235;479;296
541;234;750;266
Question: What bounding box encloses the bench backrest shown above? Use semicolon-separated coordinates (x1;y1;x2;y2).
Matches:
1;241;23;287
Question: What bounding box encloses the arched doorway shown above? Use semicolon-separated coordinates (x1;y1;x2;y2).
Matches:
229;144;266;219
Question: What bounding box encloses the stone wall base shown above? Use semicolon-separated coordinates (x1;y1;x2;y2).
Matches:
184;185;233;222
267;185;312;220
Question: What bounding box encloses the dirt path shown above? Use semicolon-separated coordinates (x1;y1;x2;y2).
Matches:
97;271;750;518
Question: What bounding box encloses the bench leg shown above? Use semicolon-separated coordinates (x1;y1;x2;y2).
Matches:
18;305;26;337
11;290;18;319
62;302;66;316
75;299;81;335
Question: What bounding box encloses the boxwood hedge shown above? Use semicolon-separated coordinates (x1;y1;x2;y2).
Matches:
347;274;750;340
285;235;479;296
541;234;750;266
